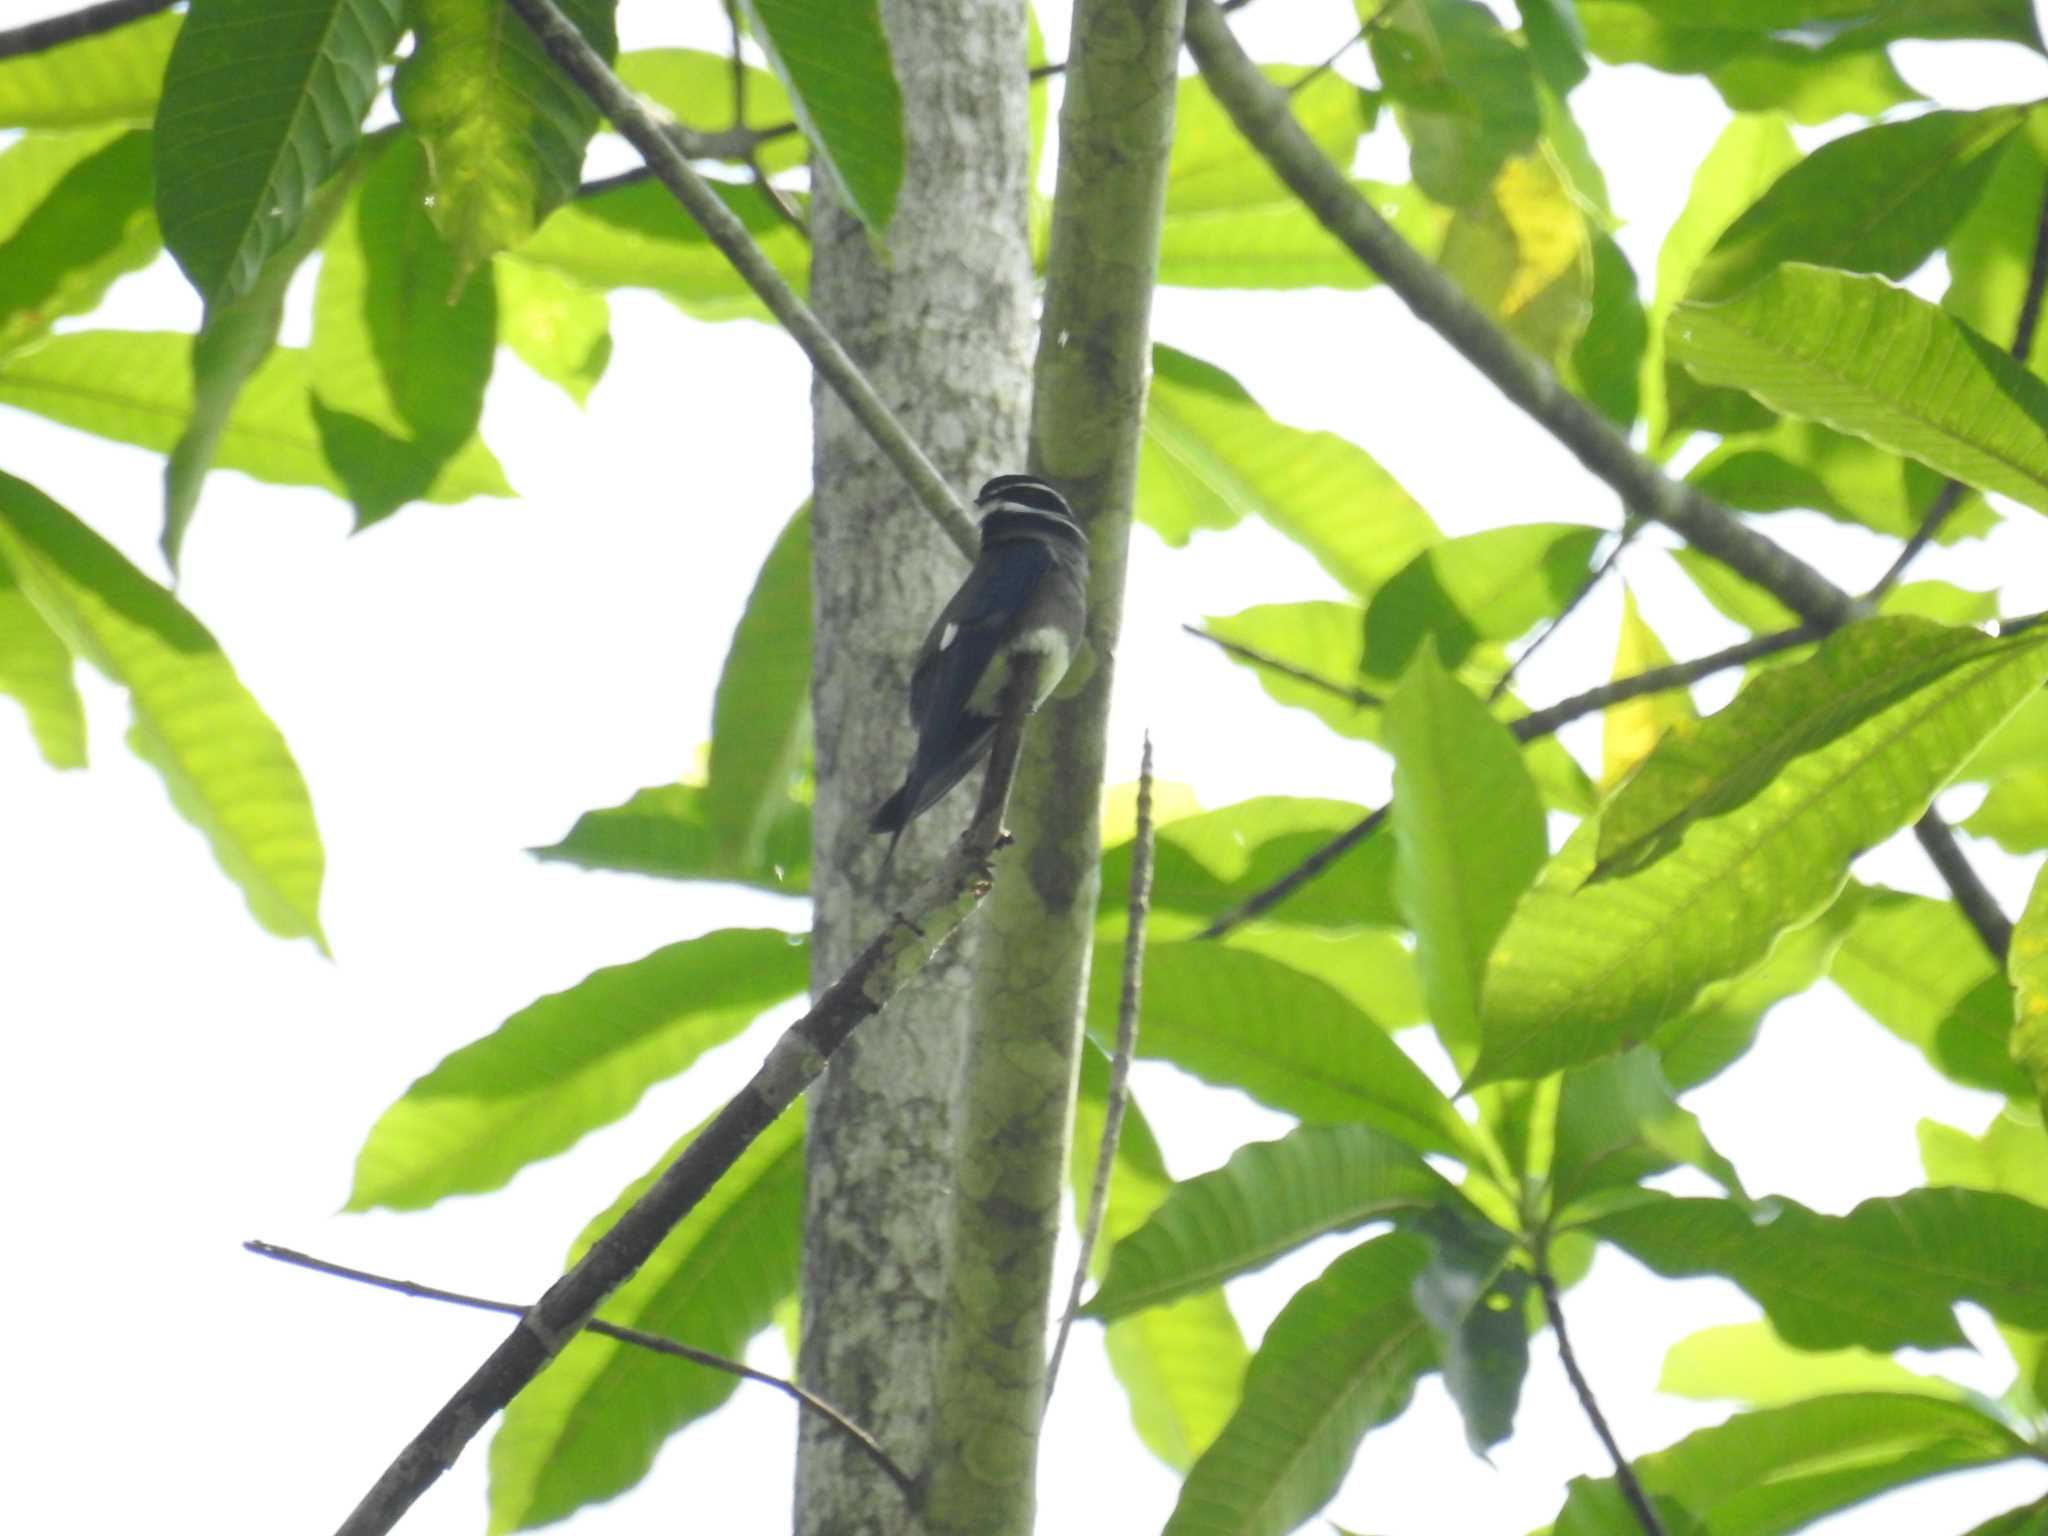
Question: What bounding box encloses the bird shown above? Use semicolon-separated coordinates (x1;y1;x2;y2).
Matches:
871;473;1091;862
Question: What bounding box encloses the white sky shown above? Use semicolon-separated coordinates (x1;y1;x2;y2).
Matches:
6;2;2048;1534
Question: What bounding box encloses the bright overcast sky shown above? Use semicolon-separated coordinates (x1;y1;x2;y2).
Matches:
8;2;2048;1533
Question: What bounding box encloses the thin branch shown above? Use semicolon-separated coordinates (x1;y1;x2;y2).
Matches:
503;0;978;558
0;0;174;59
1914;811;2015;959
723;0;807;237
246;1241;913;1500
1491;517;1643;703
1046;732;1156;1406
1196;805;1389;939
1534;1243;1666;1536
1871;182;2048;596
1183;623;1382;707
333;663;1047;1536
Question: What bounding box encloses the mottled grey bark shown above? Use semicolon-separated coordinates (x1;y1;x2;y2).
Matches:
798;0;1035;1530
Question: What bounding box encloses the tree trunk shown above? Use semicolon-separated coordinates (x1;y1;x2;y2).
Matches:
797;1;1035;1531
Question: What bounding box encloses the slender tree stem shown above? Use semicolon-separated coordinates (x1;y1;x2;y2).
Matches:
0;0;173;59
1534;1246;1666;1536
503;0;978;557
1045;734;1156;1405
246;1241;913;1499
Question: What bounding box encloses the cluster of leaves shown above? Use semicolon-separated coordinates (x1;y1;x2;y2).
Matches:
8;0;2048;1534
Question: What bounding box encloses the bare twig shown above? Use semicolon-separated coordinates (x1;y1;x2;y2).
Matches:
333;662;1046;1535
1534;1242;1667;1536
1491;517;1643;703
1183;623;1382;707
504;0;977;558
1914;812;2015;957
1046;733;1157;1405
723;0;807;236
1196;805;1389;939
245;1241;914;1499
0;0;174;59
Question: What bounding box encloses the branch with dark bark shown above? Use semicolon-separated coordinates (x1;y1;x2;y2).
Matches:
0;0;174;59
503;0;977;558
247;1241;913;1499
333;663;1048;1536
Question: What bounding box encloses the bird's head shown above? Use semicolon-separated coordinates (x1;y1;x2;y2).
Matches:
974;474;1087;554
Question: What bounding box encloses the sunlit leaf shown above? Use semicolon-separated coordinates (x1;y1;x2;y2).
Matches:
742;0;901;236
1439;149;1592;362
494;257;611;405
1661;1320;1961;1407
613;48;804;176
1367;0;1540;207
1601;588;1693;789
0;542;84;768
0;8;181;127
0;129;158;358
532;780;811;894
1966;766;2048;852
705;506;811;870
2015;862;2048;1119
1550;1048;1741;1213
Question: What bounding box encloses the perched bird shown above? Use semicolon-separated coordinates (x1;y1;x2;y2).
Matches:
871;474;1090;860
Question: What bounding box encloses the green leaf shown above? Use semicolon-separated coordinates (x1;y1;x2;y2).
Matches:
1707;40;1917;124
1170;68;1366;216
1920;1104;2048;1210
1474;620;2048;1083
1590;1187;2048;1351
1142;346;1439;598
1601;588;1693;789
1672;263;2048;515
1385;642;1546;1059
706;506;811;870
0;330;508;503
1558;1392;2022;1536
489;1108;803;1532
0;8;181;127
1550;1048;1742;1212
394;0;617;281
517;175;809;321
1200;601;1378;741
1160;180;1445;292
347;929;807;1210
1563;232;1647;426
1367;0;1541;207
1967;766;2048;852
613;48;804;177
1660;1320;1961;1407
0;543;84;768
1962;1501;2048;1536
1945;119;2048;377
493;257;611;405
2015;863;2048;1118
1101;796;1402;933
0;128;159;358
1163;1233;1435;1536
1410;1208;1527;1454
155;0;402;307
308;134;501;529
0;470;324;946
532;780;811;894
1074;1049;1248;1470
1553;1478;1704;1536
1218;927;1424;1032
1091;940;1485;1164
1687;108;2024;304
742;0;901;236
1086;1124;1463;1320
1438;150;1593;363
1363;523;1602;684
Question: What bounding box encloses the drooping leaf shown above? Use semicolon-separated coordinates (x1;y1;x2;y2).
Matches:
393;0;618;281
0;8;181;127
1163;1233;1436;1536
0;128;158;358
1591;1187;2048;1351
0;471;324;947
347;929;808;1211
742;0;901;236
1660;1320;1961;1407
2015;862;2048;1118
154;0;402;307
493;257;612;405
1366;0;1541;207
532;780;812;893
1142;346;1439;598
1363;523;1603;684
1409;1208;1528;1455
1086;1124;1464;1320
1473;621;2048;1083
1671;264;2048;516
0;543;84;768
489;1108;804;1532
1385;642;1546;1059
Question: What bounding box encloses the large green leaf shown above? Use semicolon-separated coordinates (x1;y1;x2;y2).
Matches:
154;0;402;307
1555;1392;2024;1536
0;330;507;503
705;506;812;870
1385;643;1545;1060
0;543;84;769
1671;263;2048;515
1086;1124;1463;1319
1091;940;1485;1164
1142;346;1439;598
347;929;807;1211
1163;1233;1435;1536
1687;108;2024;303
493;257;612;405
394;0;617;280
1074;1049;1248;1471
1474;621;2048;1083
1169;68;1366;216
0;9;181;127
1367;0;1540;207
532;780;811;894
0;471;324;947
2015;862;2048;1118
1660;1320;1961;1408
0;129;159;358
742;0;901;237
489;1108;804;1533
1363;523;1603;684
1590;1187;2048;1351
